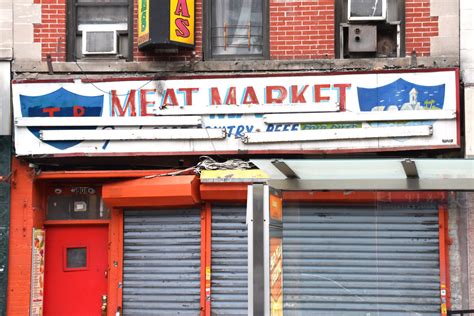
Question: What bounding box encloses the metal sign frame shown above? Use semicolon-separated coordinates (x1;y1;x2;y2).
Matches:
247;184;283;316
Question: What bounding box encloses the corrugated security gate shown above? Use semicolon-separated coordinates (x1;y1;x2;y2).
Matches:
123;209;201;316
211;205;248;315
283;203;441;316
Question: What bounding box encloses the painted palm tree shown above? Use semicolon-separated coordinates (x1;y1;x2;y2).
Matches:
424;99;435;109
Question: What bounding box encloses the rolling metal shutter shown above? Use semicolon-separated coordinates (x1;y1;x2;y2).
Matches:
283;203;441;316
123;209;201;316
211;205;248;315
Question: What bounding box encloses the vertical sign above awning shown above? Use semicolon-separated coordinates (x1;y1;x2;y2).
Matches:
137;0;150;46
137;0;195;50
169;0;195;45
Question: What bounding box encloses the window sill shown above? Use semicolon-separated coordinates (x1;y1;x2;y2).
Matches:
12;56;459;75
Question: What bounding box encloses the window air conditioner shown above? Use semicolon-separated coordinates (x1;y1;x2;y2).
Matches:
348;0;387;21
82;27;118;55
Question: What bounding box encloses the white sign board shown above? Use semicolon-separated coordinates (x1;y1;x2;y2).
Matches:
12;69;459;156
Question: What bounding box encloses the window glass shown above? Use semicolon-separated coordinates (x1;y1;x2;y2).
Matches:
66;247;87;269
77;6;128;24
349;0;383;18
211;0;263;57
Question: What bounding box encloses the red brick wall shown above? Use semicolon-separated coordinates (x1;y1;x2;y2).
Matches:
34;0;67;62
33;0;440;62
270;0;335;60
405;0;439;57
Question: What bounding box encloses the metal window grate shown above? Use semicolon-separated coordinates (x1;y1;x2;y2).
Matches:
211;205;248;315
283;203;441;315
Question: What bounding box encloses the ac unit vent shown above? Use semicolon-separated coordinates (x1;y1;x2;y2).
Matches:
348;0;387;21
82;29;117;55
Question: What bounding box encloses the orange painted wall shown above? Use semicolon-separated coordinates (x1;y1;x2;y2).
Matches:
7;158;45;315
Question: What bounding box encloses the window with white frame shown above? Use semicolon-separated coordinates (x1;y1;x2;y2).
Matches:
206;0;268;59
67;0;132;61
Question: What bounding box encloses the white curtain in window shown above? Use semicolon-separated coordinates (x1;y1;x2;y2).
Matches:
211;0;263;56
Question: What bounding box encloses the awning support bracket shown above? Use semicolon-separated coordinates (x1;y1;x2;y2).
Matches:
271;159;299;179
401;159;419;179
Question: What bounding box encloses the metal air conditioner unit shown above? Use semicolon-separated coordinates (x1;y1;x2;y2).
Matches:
348;0;387;21
348;25;377;52
81;25;118;55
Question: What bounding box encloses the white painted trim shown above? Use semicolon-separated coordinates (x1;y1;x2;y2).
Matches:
152;104;339;116
15;116;203;127
40;128;226;141
242;125;433;144
78;24;128;32
264;110;456;124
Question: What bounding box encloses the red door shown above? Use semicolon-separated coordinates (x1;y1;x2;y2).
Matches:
43;225;108;316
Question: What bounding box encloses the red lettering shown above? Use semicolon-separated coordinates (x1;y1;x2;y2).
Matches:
224;87;236;105
210;87;236;105
290;85;308;103
174;0;190;17
162;88;179;106
42;107;60;117
242;87;259;105
211;87;222;105
265;86;287;104
314;84;331;103
175;19;190;38
140;89;156;116
111;90;137;116
73;106;85;117
178;88;198;105
333;83;351;111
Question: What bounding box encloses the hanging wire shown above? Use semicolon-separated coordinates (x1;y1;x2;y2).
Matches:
144;156;254;178
74;60;157;97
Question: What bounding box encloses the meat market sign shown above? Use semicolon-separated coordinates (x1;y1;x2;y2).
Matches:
12;69;459;156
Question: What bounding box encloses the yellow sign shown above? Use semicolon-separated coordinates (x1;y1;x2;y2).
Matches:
138;0;149;45
270;237;283;316
169;0;195;45
200;169;269;182
270;193;282;222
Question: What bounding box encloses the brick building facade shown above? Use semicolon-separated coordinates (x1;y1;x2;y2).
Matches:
2;0;474;315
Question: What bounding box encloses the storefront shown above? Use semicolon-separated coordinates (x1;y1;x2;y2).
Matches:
7;68;473;316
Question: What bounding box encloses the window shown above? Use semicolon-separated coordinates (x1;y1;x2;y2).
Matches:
67;0;133;61
65;247;88;271
206;0;269;59
46;185;110;220
348;0;387;21
335;0;405;59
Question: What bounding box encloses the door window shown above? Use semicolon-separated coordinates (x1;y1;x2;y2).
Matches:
65;246;88;271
